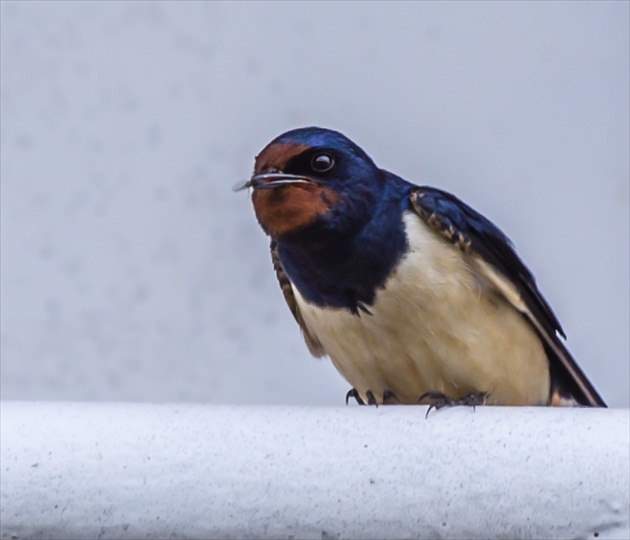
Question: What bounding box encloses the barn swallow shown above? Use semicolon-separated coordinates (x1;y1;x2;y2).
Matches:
235;127;606;409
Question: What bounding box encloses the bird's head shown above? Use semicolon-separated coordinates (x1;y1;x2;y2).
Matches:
236;127;382;242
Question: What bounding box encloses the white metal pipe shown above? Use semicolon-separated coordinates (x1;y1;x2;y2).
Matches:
1;402;628;539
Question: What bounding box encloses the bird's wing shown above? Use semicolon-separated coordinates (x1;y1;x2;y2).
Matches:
270;240;326;357
409;187;606;407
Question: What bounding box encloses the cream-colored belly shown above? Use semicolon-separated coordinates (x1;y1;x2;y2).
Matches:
293;212;550;406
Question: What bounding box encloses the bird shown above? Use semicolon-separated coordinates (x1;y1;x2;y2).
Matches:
234;126;606;409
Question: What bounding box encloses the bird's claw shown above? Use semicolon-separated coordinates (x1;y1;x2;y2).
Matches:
346;388;401;406
366;390;378;406
346;388;365;405
418;391;487;418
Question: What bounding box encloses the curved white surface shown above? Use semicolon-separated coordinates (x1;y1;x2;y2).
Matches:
1;402;628;539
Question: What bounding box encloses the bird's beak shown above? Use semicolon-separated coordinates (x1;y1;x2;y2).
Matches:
232;173;316;192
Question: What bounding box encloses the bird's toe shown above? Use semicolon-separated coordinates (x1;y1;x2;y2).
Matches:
382;390;401;404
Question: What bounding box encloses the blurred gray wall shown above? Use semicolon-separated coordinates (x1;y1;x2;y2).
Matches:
1;1;628;406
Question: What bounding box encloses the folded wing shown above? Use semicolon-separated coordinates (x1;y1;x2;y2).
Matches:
409;187;606;407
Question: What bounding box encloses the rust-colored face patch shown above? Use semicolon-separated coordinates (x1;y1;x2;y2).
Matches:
255;142;310;174
252;183;339;238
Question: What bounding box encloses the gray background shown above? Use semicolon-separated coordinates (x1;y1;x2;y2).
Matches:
1;1;628;406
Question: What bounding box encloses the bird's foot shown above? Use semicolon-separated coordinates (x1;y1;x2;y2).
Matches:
418;391;488;418
346;389;401;406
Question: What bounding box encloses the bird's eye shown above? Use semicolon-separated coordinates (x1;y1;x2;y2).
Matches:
310;152;335;173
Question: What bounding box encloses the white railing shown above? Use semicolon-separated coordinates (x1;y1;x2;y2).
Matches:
1;402;628;539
